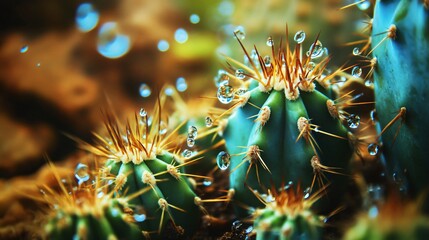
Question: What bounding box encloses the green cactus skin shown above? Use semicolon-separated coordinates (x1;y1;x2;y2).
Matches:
221;34;353;217
371;0;429;198
45;199;142;240
88;109;204;238
252;185;324;240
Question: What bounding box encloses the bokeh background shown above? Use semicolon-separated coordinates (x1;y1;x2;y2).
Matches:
0;0;368;237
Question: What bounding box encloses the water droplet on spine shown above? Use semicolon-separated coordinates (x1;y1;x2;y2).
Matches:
352;66;362;77
266;37;274;47
356;0;371;10
187;137;195;148
176;77;187;92
294;30;306;44
233;26;245;40
97;22;130;59
203;178;212;186
308;40;323;59
367;143;379;155
20;45;29;53
347;114;361;129
235;69;245;80
139;108;147;117
263;55;271;67
370;109;377;122
235;88;247;96
182;149;193;158
216;151;230;170
76;3;99;32
159;121;167;135
139;83;151;98
75;163;90;185
188;126;198;139
353;47;361;56
205;116;213;127
217;83;235;104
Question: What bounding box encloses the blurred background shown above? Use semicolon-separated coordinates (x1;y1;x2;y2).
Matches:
0;0;368;236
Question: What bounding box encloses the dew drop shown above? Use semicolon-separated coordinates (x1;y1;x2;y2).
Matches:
232;220;243;231
245;226;254;234
367;143;379;155
370;109;377;122
233;26;245;40
235;88;247;96
266;37;274;47
205;116;213;127
187;137;195;148
97;22;130;59
216;151;230;170
368;205;378;219
356;0;371;11
139;83;151;98
294;30;306;44
182;149;193;159
303;187;311;199
214;70;230;87
352;47;361;56
20;45;29;53
157;40;169;52
365;79;373;87
139;108;147;117
159;121;168;135
235;69;245;80
164;87;174;96
188;126;198;139
74;163;90;185
75;3;99;32
97;191;104;198
203;178;212;187
174;28;188;44
218;1;235;16
347;114;361;129
133;214;146;222
189;14;200;24
263;55;271;67
306;62;316;70
352;66;362;77
308;40;323;59
176;77;187;92
217;83;235;104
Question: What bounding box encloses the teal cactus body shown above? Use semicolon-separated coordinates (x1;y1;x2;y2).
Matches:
220;34;353;217
371;0;429;197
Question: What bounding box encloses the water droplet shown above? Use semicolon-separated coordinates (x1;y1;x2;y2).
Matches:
233;26;245;40
356;0;371;10
352;66;362;77
266;37;274;47
308;40;323;59
188;126;198;139
370;109;377;122
304;187;311;199
367;184;384;203
182;149;193;158
214;70;230;87
187;137;195;148
365;79;373;87
245;226;253;234
367;143;379;155
189;14;200;24
235;88;247;96
164;87;174;96
368;206;378;219
157;40;169;52
174;28;188;44
75;3;99;32
235;69;245;80
294;30;306;44
203;178;212;187
216;151;230;170
97;191;104;198
139;108;147;117
218;1;235;16
36;63;41;67
75;163;90;185
139;83;151;97
217;83;235;104
232;220;243;231
205;116;213;127
263;55;271;67
347;114;360;129
176;77;187;92
133;214;146;222
159;121;168;135
97;22;130;59
353;47;361;56
20;45;29;53
306;62;316;70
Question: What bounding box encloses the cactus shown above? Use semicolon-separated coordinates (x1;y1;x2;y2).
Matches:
370;0;429;198
252;184;325;240
216;31;353;217
83;104;207;238
41;163;142;240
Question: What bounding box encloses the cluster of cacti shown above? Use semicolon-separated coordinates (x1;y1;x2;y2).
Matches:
216;30;354;218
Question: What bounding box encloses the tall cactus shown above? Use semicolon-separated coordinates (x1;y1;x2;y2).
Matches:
371;0;429;198
216;30;354;217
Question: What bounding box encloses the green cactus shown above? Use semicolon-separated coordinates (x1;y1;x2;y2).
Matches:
371;0;429;198
85;105;206;238
252;184;324;240
217;32;354;217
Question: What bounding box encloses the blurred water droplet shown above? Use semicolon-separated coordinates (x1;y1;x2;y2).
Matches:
294;30;306;44
174;28;188;44
356;0;371;10
263;55;271;67
214;70;230;87
187;137;195;148
188;126;198;139
365;79;373;87
182;149;193;158
97;191;104;198
266;37;274;47
139;108;147;117
233;26;245;40
203;178;212;186
232;220;243;231
75;163;90;185
218;1;235;16
306;62;316;70
304;187;311;199
352;66;362;77
217;83;235;104
308;40;323;59
347;114;361;129
75;3;99;32
159;121;168;135
367;143;379;155
157;40;169;52
368;206;378;218
189;14;200;24
133;214;146;222
139;83;151;97
97;22;130;59
164;87;174;96
245;226;253;234
205;116;213;127
216;151;230;170
176;77;187;92
20;45;29;53
235;69;245;79
353;47;361;56
370;109;377;122
36;63;41;67
367;184;384;203
235;88;247;96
